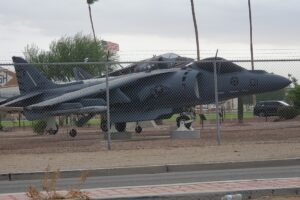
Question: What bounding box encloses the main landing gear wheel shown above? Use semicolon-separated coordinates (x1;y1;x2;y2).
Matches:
115;122;126;132
176;115;192;129
135;125;142;134
69;129;77;137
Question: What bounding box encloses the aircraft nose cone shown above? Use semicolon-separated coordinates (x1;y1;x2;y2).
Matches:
261;75;291;92
274;75;291;88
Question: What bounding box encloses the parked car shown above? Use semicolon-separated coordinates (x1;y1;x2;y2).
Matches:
253;100;290;117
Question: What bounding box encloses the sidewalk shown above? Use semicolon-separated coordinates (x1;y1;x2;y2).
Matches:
0;178;299;200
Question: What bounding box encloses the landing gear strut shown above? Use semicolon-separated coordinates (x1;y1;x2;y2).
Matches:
46;118;59;135
67;116;79;138
47;124;59;135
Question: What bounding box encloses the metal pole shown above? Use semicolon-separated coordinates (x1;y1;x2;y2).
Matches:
213;49;221;145
106;62;111;150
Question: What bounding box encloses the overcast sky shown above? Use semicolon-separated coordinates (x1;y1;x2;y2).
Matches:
1;0;300;62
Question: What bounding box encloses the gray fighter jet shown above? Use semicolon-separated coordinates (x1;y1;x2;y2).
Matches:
0;56;291;137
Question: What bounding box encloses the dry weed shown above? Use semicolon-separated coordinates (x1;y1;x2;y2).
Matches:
26;166;90;200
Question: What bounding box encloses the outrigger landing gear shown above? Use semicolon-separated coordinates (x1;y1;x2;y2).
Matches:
48;124;59;135
67;116;79;138
46;117;59;135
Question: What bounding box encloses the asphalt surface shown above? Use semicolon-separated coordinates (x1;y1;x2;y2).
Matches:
0;165;300;194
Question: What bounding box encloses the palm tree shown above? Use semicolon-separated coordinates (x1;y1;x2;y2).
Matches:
87;0;98;42
190;0;203;114
190;0;200;61
248;0;254;70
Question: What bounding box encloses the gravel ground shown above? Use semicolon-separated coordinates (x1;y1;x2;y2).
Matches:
0;117;299;173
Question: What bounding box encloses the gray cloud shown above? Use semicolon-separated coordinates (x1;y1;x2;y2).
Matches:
1;0;300;51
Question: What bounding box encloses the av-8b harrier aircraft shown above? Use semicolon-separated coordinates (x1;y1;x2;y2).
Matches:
0;57;290;137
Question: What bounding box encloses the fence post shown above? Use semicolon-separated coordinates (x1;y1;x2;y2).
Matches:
213;50;221;145
105;62;111;150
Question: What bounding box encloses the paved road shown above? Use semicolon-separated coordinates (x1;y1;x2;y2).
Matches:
1;165;300;194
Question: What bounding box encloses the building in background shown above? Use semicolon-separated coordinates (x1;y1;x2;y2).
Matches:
0;67;19;101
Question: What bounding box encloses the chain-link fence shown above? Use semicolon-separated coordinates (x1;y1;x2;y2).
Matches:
0;56;299;146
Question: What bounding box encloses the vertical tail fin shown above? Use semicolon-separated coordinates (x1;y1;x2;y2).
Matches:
12;56;56;94
73;67;94;80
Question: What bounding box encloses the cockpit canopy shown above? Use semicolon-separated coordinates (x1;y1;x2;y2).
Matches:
134;53;193;72
193;57;245;74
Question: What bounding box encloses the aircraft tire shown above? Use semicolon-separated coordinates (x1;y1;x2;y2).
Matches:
135;125;142;134
176;115;192;129
69;129;77;137
115;122;126;132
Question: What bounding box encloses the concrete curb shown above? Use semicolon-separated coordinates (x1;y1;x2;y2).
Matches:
95;188;300;200
166;158;300;172
3;158;300;181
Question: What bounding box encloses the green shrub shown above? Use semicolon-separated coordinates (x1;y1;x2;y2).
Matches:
277;106;299;119
32;120;47;135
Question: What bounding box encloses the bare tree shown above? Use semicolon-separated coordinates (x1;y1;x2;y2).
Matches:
190;0;200;61
87;0;98;42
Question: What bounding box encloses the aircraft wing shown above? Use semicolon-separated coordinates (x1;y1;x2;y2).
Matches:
0;91;43;113
27;70;175;110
